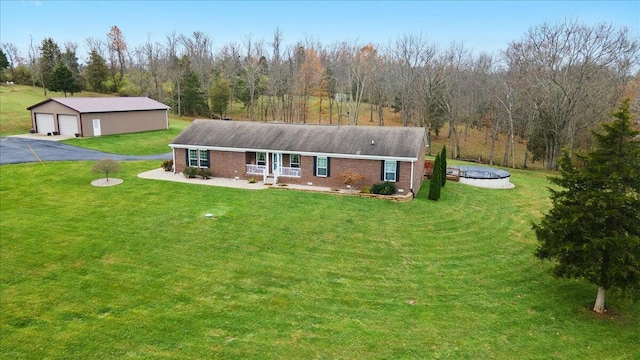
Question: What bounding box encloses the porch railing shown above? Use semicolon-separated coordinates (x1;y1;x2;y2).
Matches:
245;164;301;183
246;164;267;175
278;167;301;177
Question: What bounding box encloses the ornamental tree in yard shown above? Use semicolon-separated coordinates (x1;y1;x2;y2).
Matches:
533;99;640;314
92;159;121;182
428;153;442;201
440;145;447;187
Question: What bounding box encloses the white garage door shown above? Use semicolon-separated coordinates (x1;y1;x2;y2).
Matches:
35;113;55;134
58;115;79;135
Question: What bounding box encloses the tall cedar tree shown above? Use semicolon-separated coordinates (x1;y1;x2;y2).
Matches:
182;70;208;116
428;154;442;201
440;145;447;187
533;99;640;313
48;61;81;97
209;78;231;119
85;50;109;93
38;38;61;95
60;47;82;86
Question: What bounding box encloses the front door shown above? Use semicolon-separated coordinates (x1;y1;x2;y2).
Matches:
272;153;282;174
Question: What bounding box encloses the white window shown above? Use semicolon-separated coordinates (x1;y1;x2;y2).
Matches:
290;154;300;168
189;149;198;167
188;149;209;168
316;156;328;177
257;152;266;166
199;150;209;167
384;160;397;182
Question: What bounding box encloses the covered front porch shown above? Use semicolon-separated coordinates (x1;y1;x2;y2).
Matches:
245;151;301;184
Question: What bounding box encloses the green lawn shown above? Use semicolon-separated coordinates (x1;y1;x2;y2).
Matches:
60;119;191;155
1;161;637;359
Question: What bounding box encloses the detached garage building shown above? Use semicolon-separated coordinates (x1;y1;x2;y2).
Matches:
27;97;170;137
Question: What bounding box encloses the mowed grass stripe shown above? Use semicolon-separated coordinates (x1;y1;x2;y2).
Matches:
1;161;638;359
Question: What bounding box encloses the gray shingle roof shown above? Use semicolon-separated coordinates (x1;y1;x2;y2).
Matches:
27;97;170;113
171;120;426;159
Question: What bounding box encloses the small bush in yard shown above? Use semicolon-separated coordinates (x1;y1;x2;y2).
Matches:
183;167;198;178
248;178;257;184
360;186;371;194
371;181;397;195
161;159;173;171
197;168;212;179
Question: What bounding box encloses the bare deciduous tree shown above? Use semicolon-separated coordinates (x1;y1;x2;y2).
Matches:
505;19;639;169
390;33;437;127
107;25;128;91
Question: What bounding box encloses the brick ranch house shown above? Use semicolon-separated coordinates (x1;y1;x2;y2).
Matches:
170;120;427;196
27;97;170;137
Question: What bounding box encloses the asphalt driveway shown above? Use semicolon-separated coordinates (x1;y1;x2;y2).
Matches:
0;137;172;165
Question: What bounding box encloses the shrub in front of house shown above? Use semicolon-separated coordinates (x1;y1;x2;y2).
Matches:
371;181;397;195
339;170;366;188
183;167;198;178
360;186;371;194
161;159;173;171
197;168;212;179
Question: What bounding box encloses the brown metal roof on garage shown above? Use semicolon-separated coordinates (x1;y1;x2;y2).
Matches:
27;97;170;113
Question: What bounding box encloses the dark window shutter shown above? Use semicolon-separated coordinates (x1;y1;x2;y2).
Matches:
326;157;331;177
185;149;189;165
396;161;400;181
206;150;210;167
381;161;385;181
313;156;317;176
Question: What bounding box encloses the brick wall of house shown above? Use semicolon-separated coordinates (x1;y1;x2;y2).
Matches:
173;148;424;195
174;148;187;172
209;151;246;178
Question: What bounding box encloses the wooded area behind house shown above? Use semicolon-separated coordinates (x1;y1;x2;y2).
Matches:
1;20;638;170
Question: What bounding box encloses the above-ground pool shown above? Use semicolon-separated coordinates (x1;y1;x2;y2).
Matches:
456;166;514;189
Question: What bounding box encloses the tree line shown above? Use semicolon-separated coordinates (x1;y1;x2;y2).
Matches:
1;20;638;170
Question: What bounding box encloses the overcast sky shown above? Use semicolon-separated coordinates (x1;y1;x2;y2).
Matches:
1;1;638;61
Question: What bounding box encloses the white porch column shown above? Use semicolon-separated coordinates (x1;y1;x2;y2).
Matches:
410;160;415;194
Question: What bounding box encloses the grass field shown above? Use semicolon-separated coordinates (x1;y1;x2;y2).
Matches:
1;160;638;359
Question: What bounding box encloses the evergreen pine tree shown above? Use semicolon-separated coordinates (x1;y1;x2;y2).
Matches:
48;61;81;97
209;78;231;119
38;38;61;94
85;50;109;93
533;99;640;313
428;154;442;201
182;70;208;116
